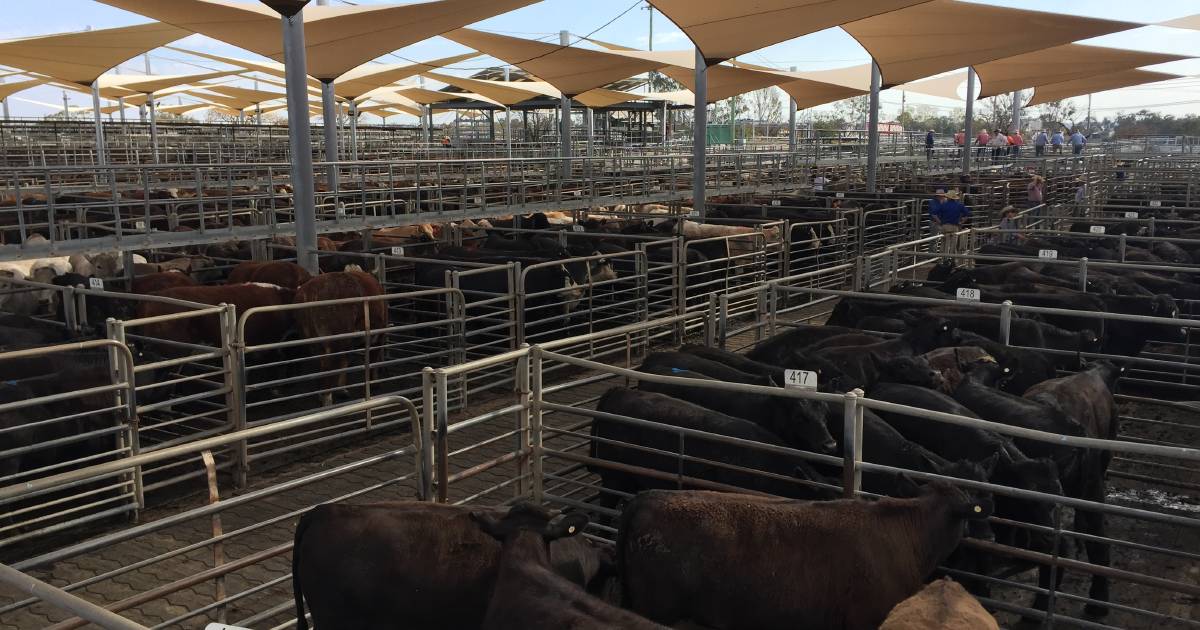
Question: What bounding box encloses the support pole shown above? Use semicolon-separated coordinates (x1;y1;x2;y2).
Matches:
661;100;669;146
90;81;108;167
693;48;708;220
962;67;976;175
788;65;797;155
1;76;9;121
62;91;70;118
349;100;359;161
118;97;126;124
504;67;513;159
865;61;880;193
255;102;262;126
320;80;339;189
586;107;594;157
280;9;319;275
559;30;572;159
1011;90;1021;133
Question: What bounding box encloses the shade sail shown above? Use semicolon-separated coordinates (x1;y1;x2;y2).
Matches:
842;1;1139;87
99;0;539;80
167;46;324;90
98;69;245;95
794;64;872;91
1026;69;1180;107
441;28;666;96
204;84;287;104
1160;14;1200;30
647;0;935;64
0;22;190;86
974;44;1189;98
643;90;696;106
190;90;265;111
0;78;45;100
422;71;543;105
574;88;644;108
335;52;479;99
726;59;868;108
120;84;205;105
357;101;422;117
156;101;222;115
897;71;967;100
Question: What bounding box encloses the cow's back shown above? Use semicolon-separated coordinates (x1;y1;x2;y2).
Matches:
294;271;386;337
140;285;292;345
293;501;605;630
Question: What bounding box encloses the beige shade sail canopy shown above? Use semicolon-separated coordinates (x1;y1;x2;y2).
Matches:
441;28;667;96
643;90;696;106
357;99;422;117
204;84;287;104
0;78;46;101
167;47;324;90
190;90;266;112
1160;14;1200;30
0;22;190;86
120;84;206;106
1026;69;1180;107
842;1;1139;87
98;69;245;95
335;52;479;99
897;71;967;100
647;0;934;64
99;0;539;80
727;59;868;109
422;71;543;105
974;44;1189;98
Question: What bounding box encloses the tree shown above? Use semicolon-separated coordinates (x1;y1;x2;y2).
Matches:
1037;99;1078;134
748;87;784;138
832;95;870;128
982;94;1014;133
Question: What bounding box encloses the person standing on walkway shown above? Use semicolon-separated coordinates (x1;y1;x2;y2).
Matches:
997;205;1023;244
1034;130;1048;157
1050;129;1064;154
1010;130;1024;159
989;129;1008;161
930;189;969;257
925;129;935;160
976;128;990;159
1026;174;1045;208
1074;177;1089;215
954;129;965;156
1070;129;1087;155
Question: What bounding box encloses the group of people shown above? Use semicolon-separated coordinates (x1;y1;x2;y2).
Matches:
950;128;1088;160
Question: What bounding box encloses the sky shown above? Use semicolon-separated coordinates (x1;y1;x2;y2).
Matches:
3;0;1200;126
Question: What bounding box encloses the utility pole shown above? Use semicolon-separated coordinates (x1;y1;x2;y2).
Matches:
1086;93;1093;134
559;30;572;158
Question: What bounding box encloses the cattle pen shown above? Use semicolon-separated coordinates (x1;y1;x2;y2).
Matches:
0;1;1197;625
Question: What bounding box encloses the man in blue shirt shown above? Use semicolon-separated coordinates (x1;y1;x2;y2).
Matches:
1070;129;1087;155
930;189;969;257
1050;130;1064;154
925;129;935;160
1033;130;1048;157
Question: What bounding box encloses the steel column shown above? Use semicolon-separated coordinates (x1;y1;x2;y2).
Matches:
1;76;9;121
788;65;797;155
146;94;159;163
281;10;319;275
962;67;975;175
865;62;880;193
349;100;359;161
118;97;126;124
504;66;513;159
585;107;594;156
90;81;108;167
1011;90;1021;133
693;48;708;220
321;80;338;189
559;31;572;158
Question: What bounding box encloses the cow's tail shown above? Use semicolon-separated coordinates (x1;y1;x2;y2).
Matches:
293;510;314;630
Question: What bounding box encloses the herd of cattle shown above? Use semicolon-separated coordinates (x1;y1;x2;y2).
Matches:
2;176;1194;627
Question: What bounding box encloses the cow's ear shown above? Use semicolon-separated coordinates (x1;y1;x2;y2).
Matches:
545;513;589;541
469;510;504;537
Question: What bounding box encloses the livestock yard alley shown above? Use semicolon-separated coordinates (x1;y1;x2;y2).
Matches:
2;1;1200;629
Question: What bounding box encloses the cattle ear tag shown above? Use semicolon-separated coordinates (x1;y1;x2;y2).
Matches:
973;505;982;514
567;526;576;534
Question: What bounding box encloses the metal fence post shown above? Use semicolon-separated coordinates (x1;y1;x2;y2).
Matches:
106;318;143;518
419;367;435;502
999;300;1013;346
222;304;247;489
435;368;449;503
841;388;864;498
1078;257;1089;292
1118;235;1127;263
717;292;729;350
704;294;718;347
530;346;545;503
516;345;532;498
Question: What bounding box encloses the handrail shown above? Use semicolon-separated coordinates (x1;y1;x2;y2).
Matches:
0;563;148;630
0;395;420;502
